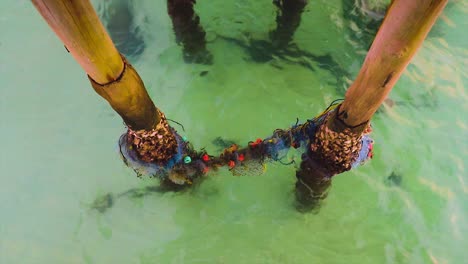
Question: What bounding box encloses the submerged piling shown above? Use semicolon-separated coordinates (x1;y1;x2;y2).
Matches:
270;0;308;48
167;0;212;64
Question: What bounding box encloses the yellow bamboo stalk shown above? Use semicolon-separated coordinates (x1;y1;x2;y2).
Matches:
336;0;448;130
307;0;448;179
32;0;123;84
32;0;160;130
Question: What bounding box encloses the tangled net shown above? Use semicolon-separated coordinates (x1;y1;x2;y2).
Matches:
119;100;374;186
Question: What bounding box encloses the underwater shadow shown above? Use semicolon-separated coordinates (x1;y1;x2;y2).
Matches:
99;0;146;60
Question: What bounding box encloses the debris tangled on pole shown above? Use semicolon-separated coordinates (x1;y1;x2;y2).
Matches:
119;101;374;187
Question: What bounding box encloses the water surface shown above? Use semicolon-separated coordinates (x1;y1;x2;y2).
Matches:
0;0;466;263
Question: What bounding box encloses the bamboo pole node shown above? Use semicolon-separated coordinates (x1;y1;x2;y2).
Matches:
88;55;160;131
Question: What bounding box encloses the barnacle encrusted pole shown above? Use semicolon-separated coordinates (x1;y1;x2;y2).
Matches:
32;0;179;167
295;0;448;211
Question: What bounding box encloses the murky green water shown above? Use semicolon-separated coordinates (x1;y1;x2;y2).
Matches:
1;1;466;263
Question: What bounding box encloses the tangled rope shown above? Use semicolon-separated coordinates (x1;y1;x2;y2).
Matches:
119;100;373;186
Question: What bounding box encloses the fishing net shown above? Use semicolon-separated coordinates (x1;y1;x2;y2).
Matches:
119;101;374;186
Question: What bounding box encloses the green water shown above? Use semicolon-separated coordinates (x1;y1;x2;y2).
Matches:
1;1;466;263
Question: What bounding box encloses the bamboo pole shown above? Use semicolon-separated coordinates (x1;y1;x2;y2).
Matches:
31;0;160;130
32;0;123;85
296;0;448;211
317;0;448;171
335;0;448;130
33;0;179;164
